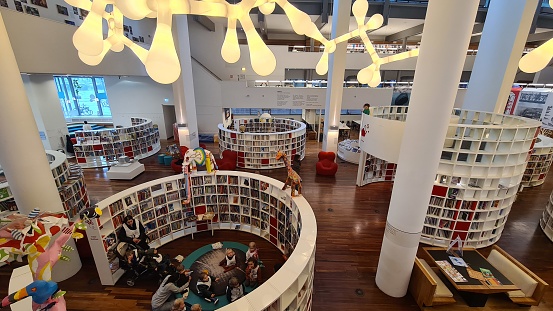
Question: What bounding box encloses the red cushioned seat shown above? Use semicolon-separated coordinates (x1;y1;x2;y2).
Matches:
171;159;183;173
200;143;207;150
316;151;338;176
218;150;238;170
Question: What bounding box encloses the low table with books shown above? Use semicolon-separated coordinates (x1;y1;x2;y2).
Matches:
423;247;519;307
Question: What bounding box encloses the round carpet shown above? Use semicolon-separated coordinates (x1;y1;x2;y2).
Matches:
189;247;247;296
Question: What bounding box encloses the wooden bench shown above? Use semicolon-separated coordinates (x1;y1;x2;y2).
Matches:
486;245;548;306
409;257;456;310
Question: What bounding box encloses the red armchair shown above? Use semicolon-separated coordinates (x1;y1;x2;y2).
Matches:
218;150;238;170
170;146;190;173
316;151;338;176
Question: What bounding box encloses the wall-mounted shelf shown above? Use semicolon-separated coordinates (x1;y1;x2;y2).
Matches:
86;171;316;311
218;118;306;170
73;117;160;168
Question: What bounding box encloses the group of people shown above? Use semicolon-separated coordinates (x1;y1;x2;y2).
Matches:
118;216;266;310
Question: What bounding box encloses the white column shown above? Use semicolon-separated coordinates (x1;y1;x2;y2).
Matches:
0;13;63;214
173;15;200;149
322;0;352;154
375;0;479;297
462;0;539;113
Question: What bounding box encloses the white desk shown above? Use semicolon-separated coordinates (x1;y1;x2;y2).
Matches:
106;161;145;180
339;123;350;130
9;266;33;311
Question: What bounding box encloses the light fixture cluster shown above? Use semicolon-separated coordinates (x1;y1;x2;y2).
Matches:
67;0;419;85
519;0;553;74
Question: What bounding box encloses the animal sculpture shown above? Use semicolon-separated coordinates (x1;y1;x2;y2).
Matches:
275;150;302;197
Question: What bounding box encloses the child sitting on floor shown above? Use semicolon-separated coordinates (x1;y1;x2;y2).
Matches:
245;242;259;263
196;272;220;304
225;277;245;303
219;248;237;272
245;258;262;288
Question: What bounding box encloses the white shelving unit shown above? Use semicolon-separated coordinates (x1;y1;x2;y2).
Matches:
356;107;541;248
73;117;161;168
521;134;553;188
540;191;553;242
218;118;306;169
337;139;361;164
86;171;316;311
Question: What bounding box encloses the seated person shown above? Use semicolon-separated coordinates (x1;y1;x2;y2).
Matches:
245;258;262;288
196;272;220;304
125;249;147;274
190;305;202;311
245;242;260;263
151;273;191;311
119;215;149;250
226;277;245;303
219;248;237;272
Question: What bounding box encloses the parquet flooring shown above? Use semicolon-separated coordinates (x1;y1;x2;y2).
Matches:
1;139;553;311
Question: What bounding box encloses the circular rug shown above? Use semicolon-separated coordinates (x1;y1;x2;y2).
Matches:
189;247;247;296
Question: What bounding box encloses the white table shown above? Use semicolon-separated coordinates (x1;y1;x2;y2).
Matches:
106;161;145;180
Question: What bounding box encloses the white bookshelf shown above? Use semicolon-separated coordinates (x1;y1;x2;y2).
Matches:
337;139;362;164
356;107;541;248
540;191;553;242
521;134;553;188
218;118;306;169
73;117;161;168
86;171;316;311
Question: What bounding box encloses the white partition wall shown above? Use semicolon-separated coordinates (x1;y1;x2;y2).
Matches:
86;171;316;311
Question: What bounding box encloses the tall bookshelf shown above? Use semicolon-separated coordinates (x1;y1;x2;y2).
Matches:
0;150;89;221
540;191;553;242
73;117;161;168
521;134;553;188
86;171;316;311
356;107;541;248
218;118;306;169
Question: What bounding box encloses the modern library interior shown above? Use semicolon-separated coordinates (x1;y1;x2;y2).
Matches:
4;0;553;311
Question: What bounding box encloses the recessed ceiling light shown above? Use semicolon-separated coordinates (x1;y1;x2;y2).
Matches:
242;67;246;71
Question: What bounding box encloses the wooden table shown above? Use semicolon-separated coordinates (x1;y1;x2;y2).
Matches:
423;247;518;307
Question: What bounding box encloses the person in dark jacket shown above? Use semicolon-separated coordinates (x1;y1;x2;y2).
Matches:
119;215;149;250
225;277;245;303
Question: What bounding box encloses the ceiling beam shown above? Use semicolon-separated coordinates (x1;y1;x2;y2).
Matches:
385;23;424;42
472;23;484;34
527;30;553;43
314;0;329;30
192;15;215;32
381;0;390;26
258;12;268;40
529;0;543;34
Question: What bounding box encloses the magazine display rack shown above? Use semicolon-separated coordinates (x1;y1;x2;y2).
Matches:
521;134;553;188
337;139;362;164
0;150;89;221
73;117;160;168
540;190;553;242
218;118;306;169
86;171;316;311
357;107;541;248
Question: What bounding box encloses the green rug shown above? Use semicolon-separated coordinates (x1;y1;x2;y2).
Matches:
177;241;253;310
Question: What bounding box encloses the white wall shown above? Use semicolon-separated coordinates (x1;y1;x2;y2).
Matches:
104;76;173;139
192;61;223;135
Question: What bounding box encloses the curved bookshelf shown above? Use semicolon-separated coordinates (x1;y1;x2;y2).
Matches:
86;171;316;311
540;191;553;242
337;139;362;164
73;117;161;168
357;107;541;248
218;118;306;169
521;134;553;188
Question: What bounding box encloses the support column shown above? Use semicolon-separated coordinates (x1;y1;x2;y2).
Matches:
173;15;200;149
322;0;352;154
462;0;539;113
375;0;479;297
0;12;63;214
0;12;81;282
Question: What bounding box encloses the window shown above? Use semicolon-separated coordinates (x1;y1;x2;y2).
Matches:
54;76;112;121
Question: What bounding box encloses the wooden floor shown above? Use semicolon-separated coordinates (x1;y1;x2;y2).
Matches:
2;139;553;311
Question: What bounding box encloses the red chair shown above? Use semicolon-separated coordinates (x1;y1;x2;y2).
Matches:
170;146;190;173
316;151;338;176
218;150;238;170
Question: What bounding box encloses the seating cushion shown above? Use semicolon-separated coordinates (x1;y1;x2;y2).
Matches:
507;290;526;298
488;249;538;298
418;259;453;298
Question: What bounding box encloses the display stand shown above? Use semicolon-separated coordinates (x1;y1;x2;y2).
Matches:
521;134;553;188
337;139;361;164
106;161;145;180
73;117;161;168
540;190;553;242
218;118;306;169
357;107;541;248
85;171;316;311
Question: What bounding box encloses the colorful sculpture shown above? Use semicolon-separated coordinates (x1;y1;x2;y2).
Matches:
182;147;218;174
0;207;101;311
275;150;302;197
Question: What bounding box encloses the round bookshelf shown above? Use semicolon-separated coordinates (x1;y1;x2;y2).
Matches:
357;107;541;248
73;117;161;168
85;171;316;311
337;139;362;164
521;134;553;189
540;190;553;242
218;118;306;169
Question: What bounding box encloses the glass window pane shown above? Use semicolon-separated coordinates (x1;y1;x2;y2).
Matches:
231;108;251;115
271;109;290;115
347;109;362;115
290;109;302;115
